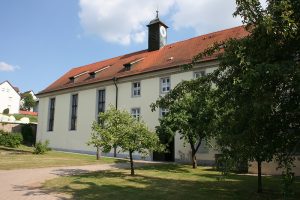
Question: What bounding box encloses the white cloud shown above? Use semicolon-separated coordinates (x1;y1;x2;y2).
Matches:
171;0;241;35
0;61;19;72
79;0;268;45
79;0;174;45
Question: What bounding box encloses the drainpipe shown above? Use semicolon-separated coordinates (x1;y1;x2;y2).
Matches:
113;77;118;109
113;77;118;157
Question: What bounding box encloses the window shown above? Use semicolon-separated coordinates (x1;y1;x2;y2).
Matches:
160;108;169;117
160;77;170;93
70;94;78;130
194;70;206;78
131;108;140;120
97;90;105;123
132;82;141;97
48;98;55;131
97;90;106;113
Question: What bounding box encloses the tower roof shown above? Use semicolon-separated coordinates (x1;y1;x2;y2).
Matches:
147;11;168;28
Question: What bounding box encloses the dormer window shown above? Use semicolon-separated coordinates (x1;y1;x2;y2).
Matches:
69;77;75;83
124;63;131;71
89;65;111;78
89;72;96;79
123;58;144;71
69;71;89;83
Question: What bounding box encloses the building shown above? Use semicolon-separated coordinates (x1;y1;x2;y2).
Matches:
36;15;248;164
20;90;39;112
0;81;21;114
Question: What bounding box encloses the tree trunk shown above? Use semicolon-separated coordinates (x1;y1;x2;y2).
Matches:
192;149;197;169
114;146;117;157
96;146;101;160
129;150;134;176
257;160;262;193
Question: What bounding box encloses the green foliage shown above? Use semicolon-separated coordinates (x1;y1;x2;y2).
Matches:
33;140;51;154
22;93;36;111
3;108;9;114
13;114;37;123
0;131;23;148
88;106;163;175
186;0;300;193
151;77;216;168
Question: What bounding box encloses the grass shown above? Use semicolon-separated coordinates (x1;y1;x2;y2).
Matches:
43;165;300;200
43;164;300;200
0;145;126;170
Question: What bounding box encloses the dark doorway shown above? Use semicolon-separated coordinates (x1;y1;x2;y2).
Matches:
153;136;174;162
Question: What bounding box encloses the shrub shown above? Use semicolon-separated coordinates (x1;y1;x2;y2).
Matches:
0;131;23;148
33;140;51;154
3;108;9;114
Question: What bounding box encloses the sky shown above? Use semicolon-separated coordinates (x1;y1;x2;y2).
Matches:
0;0;266;93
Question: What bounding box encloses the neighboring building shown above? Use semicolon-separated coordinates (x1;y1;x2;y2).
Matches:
20;90;39;112
36;16;248;164
0;81;21;114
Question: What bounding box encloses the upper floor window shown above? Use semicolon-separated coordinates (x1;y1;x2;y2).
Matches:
194;70;206;79
97;90;106;113
160;77;170;94
131;108;140;121
48;98;55;131
70;94;78;131
160;108;169;117
132;82;141;97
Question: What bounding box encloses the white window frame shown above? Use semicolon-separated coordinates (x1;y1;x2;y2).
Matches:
194;70;206;79
160;77;170;94
131;108;140;120
132;82;141;97
159;108;169;117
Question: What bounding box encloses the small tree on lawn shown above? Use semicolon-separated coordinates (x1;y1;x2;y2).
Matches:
151;77;216;168
22;93;35;111
88;106;162;175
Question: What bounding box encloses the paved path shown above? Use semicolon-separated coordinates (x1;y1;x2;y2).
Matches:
0;161;153;200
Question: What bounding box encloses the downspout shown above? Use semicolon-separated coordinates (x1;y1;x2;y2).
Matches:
113;77;118;109
113;77;118;157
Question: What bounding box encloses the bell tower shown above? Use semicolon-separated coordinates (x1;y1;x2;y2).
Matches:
147;11;168;52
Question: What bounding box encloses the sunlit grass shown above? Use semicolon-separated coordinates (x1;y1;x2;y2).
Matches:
0;145;126;170
43;164;300;200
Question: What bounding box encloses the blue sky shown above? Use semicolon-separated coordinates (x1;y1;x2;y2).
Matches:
0;0;256;93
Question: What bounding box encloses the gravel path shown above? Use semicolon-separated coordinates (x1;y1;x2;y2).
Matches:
0;161;154;200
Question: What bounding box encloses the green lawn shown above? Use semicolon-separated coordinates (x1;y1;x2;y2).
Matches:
43;164;300;200
0;145;126;170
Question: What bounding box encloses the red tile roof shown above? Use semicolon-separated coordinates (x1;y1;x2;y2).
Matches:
19;110;38;116
38;26;248;95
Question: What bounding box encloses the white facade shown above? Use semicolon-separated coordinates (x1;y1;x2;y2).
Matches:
37;61;219;164
20;91;39;112
0;81;20;114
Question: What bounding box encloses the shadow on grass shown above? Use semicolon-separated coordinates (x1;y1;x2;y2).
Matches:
0;146;32;154
136;163;191;173
34;167;300;200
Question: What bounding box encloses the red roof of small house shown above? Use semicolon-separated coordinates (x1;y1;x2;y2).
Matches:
19;110;38;116
38;26;249;95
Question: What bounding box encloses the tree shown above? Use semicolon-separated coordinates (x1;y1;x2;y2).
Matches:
188;0;300;193
88;106;162;175
151;77;216;168
22;93;35;111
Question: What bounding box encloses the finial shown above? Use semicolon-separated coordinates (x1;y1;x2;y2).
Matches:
156;9;159;18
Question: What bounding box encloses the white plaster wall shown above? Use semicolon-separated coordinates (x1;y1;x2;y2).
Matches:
37;65;219;163
0;82;20;114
